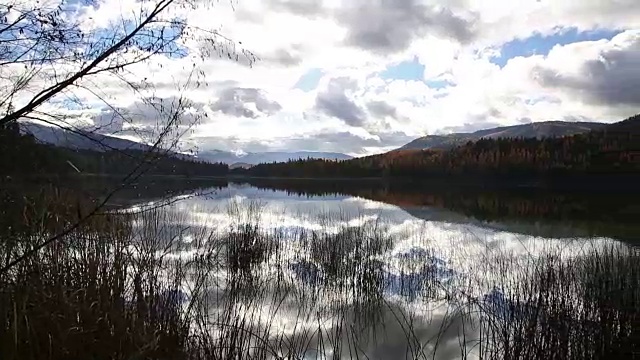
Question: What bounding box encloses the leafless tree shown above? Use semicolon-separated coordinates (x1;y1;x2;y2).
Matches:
0;0;255;272
0;0;254;144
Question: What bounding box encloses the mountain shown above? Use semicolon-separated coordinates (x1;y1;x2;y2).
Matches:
401;121;607;150
195;150;353;165
602;114;640;134
20;121;154;152
20;122;353;165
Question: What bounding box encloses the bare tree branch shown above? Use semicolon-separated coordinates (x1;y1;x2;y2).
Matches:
0;0;255;272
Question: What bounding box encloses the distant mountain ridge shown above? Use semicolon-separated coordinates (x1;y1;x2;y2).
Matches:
20;121;154;152
401;121;607;150
19;122;352;165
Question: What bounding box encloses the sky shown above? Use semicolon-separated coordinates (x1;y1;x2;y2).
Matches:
10;0;640;156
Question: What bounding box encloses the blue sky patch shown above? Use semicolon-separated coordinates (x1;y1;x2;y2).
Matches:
294;68;324;92
425;79;453;89
82;19;188;61
379;57;454;91
492;27;622;67
380;57;425;81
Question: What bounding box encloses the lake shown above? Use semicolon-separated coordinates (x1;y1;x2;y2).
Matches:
118;178;638;359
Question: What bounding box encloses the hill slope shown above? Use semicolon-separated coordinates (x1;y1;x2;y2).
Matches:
401;121;607;150
20;122;154;152
240;114;640;179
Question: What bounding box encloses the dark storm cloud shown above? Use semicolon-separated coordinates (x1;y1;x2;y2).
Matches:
315;77;367;126
533;35;640;106
261;46;304;67
367;100;398;119
265;0;477;54
211;87;282;118
336;0;478;53
92;96;205;134
268;0;325;17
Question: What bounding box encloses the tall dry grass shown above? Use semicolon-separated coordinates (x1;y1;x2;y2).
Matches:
475;244;639;360
0;186;214;360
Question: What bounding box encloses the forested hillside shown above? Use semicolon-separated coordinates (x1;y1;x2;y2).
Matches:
400;121;605;150
236;114;640;179
1;122;228;177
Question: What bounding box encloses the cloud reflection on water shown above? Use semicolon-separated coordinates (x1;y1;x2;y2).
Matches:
127;183;621;359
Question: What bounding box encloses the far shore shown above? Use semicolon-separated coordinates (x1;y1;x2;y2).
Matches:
6;172;640;193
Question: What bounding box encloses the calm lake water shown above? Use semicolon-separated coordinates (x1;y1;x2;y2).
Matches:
119;179;635;359
127;178;640;244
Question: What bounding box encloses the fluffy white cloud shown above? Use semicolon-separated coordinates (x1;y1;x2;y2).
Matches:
11;0;640;155
532;30;640;107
